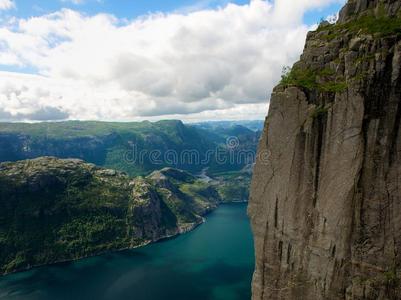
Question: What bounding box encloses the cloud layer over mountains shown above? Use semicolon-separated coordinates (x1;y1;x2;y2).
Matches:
0;0;343;121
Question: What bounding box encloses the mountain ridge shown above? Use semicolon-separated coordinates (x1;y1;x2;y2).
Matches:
0;120;260;176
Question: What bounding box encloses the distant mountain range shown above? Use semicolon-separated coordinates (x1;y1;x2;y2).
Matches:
0;120;262;176
192;120;264;132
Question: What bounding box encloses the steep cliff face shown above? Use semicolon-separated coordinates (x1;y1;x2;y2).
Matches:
249;0;401;299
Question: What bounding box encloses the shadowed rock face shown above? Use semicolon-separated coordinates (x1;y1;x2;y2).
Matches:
339;0;401;23
249;0;401;299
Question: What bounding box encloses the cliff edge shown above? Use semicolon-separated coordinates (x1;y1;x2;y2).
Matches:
249;0;401;299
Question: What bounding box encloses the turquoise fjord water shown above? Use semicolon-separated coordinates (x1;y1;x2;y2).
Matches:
0;203;254;300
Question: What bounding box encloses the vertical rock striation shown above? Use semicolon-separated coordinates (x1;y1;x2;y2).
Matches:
249;0;401;299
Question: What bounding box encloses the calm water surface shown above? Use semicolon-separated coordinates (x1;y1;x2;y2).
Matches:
0;203;254;300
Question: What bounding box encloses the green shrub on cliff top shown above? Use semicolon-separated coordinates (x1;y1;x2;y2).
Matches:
318;15;401;41
280;66;318;90
346;15;401;36
280;66;347;93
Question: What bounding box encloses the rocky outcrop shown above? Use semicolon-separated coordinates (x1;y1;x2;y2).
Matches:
338;0;401;22
147;168;220;223
0;157;221;275
249;0;401;299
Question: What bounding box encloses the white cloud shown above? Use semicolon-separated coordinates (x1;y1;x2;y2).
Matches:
326;12;339;23
0;0;341;121
272;0;344;25
0;0;14;11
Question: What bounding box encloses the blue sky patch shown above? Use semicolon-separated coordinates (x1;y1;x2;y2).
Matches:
4;0;341;24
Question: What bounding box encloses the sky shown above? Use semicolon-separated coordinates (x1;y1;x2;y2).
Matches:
0;0;345;122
